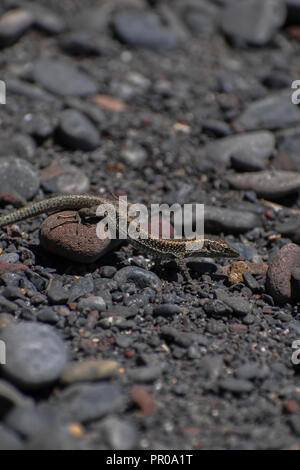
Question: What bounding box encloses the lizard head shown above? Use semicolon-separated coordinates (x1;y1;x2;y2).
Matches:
184;236;239;258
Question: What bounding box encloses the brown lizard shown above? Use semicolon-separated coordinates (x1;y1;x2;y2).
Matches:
0;194;239;282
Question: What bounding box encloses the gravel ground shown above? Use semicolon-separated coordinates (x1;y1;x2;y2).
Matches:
1;0;300;450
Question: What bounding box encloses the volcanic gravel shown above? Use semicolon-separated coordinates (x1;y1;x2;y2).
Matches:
1;0;300;451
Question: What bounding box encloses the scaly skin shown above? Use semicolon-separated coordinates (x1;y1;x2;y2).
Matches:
0;194;239;281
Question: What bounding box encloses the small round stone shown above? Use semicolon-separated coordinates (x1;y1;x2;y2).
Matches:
1;322;68;389
77;296;106;312
32;59;99;97
57;109;100;151
40;211;114;264
114;266;162;289
0;157;40;200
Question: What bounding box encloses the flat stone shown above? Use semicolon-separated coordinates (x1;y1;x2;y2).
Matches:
203;206;262;234
219;378;254;393
113;8;176;51
0;322;68;389
220;0;286;46
58;382;124;422
235;92;300;131
0;8;33;47
202;131;275;167
32;59;99;97
227;170;300;199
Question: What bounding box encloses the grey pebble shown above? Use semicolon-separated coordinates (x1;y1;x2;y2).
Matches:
29;4;65;34
276;127;300;172
235;92;300;131
59;31;103;56
99;416;137;450
220;0;286;47
222;297;252;316
230;152;267;172
57;109;100;151
0;424;23;450
0;296;19;313
0;379;34;414
0;156;40;200
64;96;105;126
77;296;106;312
22;112;55;140
99;266;117;278
289;415;300;436
58;382;124;422
0;134;36;161
47;279;69;305
121;145;148;168
113;8;176;51
153;304;183;317
4;405;51;439
231;243;257;260
127;365;161;383
115;334;133;349
32;59;99;97
114;267;162;289
206;319;226;334
200;356;223;381
227;170;300;200
243;271;261;292
68;276;94;303
235;362;269;380
0;322;68;389
37;307;59;324
219;377;254;393
201;131;275;167
204;206;262;234
42;163;90;195
6;77;57;103
203;300;232;317
0;8;33;47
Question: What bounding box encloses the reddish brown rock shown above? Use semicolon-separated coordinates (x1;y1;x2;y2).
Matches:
40;210;119;263
0;260;28;275
266;243;300;305
131;385;157;416
229;323;248;334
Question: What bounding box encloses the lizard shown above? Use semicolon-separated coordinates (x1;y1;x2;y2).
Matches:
0;194;239;282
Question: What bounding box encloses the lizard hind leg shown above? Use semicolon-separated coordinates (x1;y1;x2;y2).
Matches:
175;256;195;284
